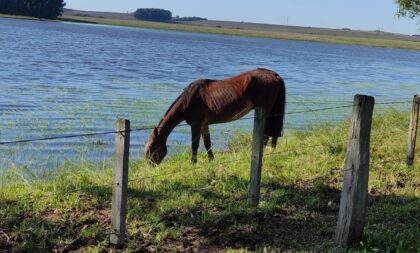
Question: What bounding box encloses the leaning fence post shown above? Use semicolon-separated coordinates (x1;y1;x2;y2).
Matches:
335;95;375;247
248;107;266;207
407;95;419;166
110;119;130;246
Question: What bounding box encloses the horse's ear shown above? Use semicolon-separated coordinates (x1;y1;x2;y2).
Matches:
153;126;158;136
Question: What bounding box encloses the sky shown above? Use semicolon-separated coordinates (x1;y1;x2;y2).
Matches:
64;0;419;35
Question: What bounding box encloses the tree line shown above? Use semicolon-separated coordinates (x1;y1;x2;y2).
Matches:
134;8;207;22
134;8;172;22
0;0;66;19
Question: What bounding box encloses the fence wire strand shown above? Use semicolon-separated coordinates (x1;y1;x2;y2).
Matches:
0;98;416;222
0;100;410;146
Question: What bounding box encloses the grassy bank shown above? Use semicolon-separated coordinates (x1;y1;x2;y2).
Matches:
59;15;420;51
2;13;419;50
0;13;43;21
0;111;419;252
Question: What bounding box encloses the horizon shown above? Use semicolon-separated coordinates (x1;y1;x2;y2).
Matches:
64;0;419;36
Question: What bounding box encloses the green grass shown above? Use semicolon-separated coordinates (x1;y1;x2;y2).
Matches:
0;13;41;21
0;111;419;252
2;13;419;50
59;15;420;51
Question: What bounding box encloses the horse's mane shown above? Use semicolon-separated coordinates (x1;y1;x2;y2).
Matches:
183;79;216;106
157;79;215;126
157;94;182;126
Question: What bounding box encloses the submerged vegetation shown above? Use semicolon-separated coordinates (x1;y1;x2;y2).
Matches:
0;111;419;252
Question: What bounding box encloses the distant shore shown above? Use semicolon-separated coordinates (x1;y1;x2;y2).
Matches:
61;9;420;51
2;9;420;50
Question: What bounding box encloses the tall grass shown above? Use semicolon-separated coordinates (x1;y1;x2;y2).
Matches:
0;111;419;252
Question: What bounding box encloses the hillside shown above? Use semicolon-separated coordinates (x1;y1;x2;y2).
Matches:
63;9;420;43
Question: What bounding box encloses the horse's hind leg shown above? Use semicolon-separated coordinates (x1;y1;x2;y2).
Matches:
271;137;278;148
191;124;201;163
201;125;214;161
263;135;269;146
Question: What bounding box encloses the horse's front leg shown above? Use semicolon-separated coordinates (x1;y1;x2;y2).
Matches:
201;125;214;161
191;124;201;163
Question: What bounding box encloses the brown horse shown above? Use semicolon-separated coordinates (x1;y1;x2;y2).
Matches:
145;68;286;164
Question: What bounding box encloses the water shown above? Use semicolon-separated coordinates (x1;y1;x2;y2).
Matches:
0;18;419;170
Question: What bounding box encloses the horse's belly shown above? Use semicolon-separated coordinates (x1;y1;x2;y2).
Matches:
231;100;254;120
212;99;254;123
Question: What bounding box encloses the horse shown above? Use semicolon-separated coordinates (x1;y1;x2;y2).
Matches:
144;68;286;165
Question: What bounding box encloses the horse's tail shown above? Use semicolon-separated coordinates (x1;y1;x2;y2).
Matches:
264;77;286;148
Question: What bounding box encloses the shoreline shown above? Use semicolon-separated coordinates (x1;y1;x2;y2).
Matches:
61;15;420;51
1;12;420;50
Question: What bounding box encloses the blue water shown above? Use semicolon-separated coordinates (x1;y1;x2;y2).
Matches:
0;18;419;170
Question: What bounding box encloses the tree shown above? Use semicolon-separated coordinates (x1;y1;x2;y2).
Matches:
396;0;420;19
134;8;172;22
0;0;65;19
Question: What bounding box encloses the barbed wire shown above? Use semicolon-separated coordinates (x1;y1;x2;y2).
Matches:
0;103;357;146
0;98;414;200
0;96;416;251
1;131;412;193
0;99;412;146
2;140;340;204
0;130;123;145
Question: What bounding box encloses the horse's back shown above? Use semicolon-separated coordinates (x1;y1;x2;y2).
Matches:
180;68;284;124
248;68;283;87
239;68;284;107
188;68;284;107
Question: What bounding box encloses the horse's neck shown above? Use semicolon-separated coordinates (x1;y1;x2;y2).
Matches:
157;107;184;141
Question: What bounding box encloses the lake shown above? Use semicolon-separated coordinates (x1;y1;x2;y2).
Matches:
0;18;419;170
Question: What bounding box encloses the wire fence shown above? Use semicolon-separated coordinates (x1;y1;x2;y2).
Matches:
0;97;418;250
2;127;411;203
0;100;411;146
0;98;415;190
0;98;415;191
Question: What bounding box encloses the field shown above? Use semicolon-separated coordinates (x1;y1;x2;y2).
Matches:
2;10;420;50
57;9;420;51
1;111;419;252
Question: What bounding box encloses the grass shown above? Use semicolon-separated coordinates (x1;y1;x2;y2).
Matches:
1;13;419;50
58;15;420;51
0;110;419;252
0;13;42;21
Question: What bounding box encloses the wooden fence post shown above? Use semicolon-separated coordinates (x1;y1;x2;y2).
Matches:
407;95;419;166
110;119;130;246
248;107;266;207
335;95;375;247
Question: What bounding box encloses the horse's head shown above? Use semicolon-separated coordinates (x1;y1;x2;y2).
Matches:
144;126;167;165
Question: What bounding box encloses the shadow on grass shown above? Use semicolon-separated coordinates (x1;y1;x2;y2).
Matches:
1;177;418;252
142;180;338;252
108;177;417;252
